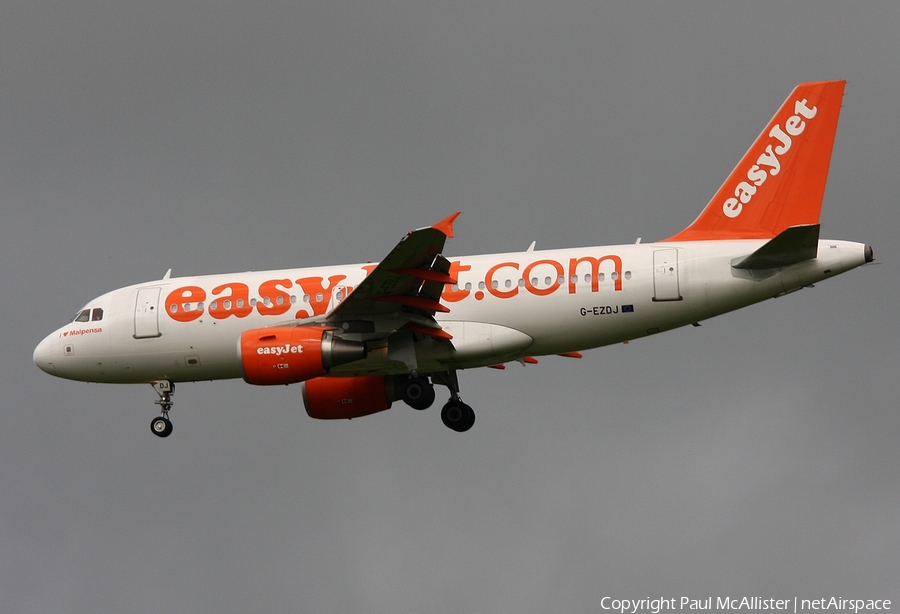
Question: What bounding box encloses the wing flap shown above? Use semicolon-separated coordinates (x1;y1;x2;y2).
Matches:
326;214;459;332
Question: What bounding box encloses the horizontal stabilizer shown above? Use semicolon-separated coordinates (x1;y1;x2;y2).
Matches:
732;224;819;269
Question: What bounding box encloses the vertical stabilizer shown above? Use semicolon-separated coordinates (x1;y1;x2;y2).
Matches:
664;81;845;242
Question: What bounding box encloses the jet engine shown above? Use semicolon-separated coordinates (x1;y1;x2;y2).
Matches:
239;326;366;386
302;375;396;420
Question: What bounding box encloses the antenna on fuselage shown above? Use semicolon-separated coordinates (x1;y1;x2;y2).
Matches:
162;268;172;280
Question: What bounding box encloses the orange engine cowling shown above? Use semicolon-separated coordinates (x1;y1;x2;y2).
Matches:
239;326;367;386
302;376;395;420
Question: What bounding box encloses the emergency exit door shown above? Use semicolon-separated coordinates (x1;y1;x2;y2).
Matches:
134;287;162;338
652;249;682;302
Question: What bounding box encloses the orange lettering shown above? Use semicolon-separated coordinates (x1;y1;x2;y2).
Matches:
257;279;293;316
485;262;519;299
295;275;347;318
523;259;563;296
441;261;472;302
568;255;623;293
165;286;206;322
209;283;253;319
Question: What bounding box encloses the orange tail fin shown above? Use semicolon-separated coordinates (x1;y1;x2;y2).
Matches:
664;80;845;242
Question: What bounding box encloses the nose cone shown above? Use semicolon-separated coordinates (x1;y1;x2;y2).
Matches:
33;333;57;375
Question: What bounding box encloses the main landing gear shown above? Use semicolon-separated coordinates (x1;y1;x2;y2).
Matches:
440;399;475;433
402;371;475;432
150;380;174;438
400;375;436;410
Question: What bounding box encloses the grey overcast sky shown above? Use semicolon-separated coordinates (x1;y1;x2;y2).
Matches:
3;2;898;612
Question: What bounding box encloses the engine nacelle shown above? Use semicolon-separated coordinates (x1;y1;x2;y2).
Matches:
302;376;396;420
239;326;366;386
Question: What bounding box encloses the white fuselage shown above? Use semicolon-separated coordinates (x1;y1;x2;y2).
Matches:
33;238;869;385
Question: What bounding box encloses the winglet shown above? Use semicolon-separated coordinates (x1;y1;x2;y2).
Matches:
664;81;845;242
431;212;461;238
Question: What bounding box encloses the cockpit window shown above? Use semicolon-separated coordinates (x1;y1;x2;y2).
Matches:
91;308;103;321
74;309;91;323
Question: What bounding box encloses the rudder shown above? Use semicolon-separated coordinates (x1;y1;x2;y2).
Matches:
664;81;845;242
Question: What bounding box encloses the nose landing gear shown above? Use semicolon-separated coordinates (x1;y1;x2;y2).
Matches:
150;380;174;438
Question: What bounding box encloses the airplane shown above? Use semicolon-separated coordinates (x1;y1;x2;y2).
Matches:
34;80;873;437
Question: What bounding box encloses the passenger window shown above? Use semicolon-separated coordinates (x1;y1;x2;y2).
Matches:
91;308;104;321
75;309;90;323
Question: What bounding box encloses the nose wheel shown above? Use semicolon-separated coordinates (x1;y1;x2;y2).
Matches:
150;380;174;438
151;415;173;437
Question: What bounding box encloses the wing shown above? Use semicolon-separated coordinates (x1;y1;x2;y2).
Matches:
324;212;460;341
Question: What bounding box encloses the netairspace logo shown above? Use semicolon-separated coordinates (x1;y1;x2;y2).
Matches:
599;596;891;614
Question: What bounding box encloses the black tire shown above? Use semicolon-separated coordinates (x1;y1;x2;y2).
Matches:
401;377;436;410
151;416;173;438
440;400;475;432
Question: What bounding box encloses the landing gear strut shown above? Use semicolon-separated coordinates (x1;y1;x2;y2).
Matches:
432;370;475;432
150;380;174;438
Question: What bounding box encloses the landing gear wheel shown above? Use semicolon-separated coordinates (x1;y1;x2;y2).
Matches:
151;416;173;438
440;400;475;432
150;380;174;438
401;376;436;410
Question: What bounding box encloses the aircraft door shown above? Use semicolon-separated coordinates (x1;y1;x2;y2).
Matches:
134;287;162;338
652;249;682;301
327;284;349;313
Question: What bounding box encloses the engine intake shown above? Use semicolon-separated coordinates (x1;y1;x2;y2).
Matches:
239;326;366;386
